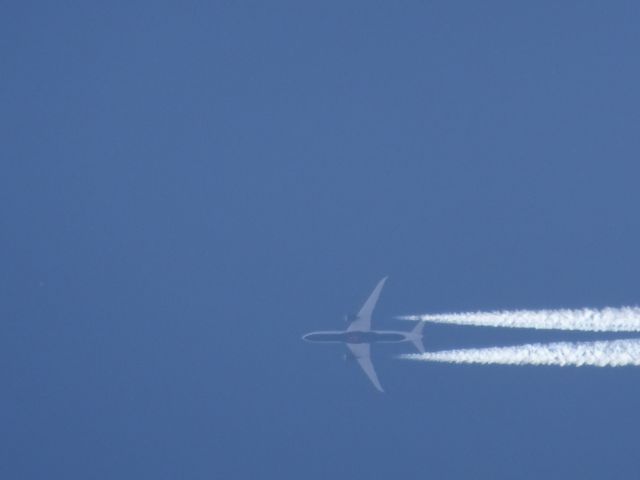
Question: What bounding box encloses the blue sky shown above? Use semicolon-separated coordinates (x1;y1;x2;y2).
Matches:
2;2;640;478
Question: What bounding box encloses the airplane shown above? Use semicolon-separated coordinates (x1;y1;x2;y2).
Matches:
302;277;425;392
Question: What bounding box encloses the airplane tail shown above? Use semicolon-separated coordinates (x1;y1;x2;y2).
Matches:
410;321;425;353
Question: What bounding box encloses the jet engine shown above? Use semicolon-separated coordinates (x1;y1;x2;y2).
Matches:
343;351;357;363
344;313;358;323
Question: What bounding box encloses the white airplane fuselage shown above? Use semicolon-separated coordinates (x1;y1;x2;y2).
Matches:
302;329;419;345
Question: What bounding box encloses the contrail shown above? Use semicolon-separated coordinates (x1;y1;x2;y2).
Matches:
398;307;640;332
399;338;640;367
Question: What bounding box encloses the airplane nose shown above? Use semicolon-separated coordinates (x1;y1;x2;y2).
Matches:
302;333;317;342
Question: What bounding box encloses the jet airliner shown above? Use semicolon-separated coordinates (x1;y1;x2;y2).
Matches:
302;277;424;392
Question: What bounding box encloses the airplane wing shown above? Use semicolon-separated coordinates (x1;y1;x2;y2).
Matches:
346;343;384;392
347;276;388;332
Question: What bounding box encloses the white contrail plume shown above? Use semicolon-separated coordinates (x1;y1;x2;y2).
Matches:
399;338;640;367
398;307;640;332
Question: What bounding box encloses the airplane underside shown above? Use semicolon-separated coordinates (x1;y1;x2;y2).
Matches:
303;277;424;392
304;331;406;344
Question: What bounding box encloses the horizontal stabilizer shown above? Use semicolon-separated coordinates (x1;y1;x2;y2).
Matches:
411;321;425;353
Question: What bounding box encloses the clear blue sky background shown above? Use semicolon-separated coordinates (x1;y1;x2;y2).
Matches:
2;2;640;479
